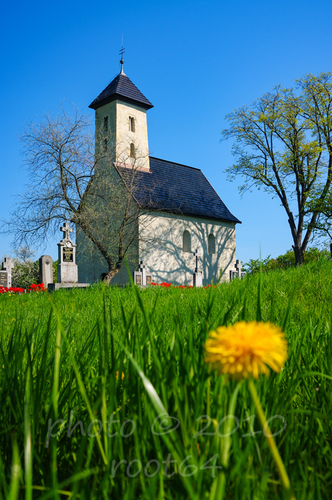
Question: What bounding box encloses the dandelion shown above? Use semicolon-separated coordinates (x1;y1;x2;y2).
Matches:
204;321;295;500
204;321;288;379
116;371;125;380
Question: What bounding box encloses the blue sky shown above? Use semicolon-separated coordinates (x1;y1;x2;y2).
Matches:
1;0;332;264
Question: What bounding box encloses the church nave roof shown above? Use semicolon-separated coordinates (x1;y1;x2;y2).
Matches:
116;157;241;224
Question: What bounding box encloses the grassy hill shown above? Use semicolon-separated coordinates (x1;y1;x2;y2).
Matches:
0;259;331;499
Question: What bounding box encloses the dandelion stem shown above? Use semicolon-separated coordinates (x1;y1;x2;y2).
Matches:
248;379;296;500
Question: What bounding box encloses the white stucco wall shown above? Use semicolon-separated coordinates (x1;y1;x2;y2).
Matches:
139;211;237;285
95;99;150;170
77;209;237;286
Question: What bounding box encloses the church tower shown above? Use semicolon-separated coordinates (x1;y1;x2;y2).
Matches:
89;58;153;171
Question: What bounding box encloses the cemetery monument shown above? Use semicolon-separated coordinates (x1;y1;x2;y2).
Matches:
48;223;89;291
0;257;15;288
39;255;53;288
193;249;203;287
133;261;152;286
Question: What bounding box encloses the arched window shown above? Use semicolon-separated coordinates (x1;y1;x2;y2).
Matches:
129;116;135;132
208;233;215;254
183;230;191;252
104;116;108;132
104;138;108;152
130;142;135;158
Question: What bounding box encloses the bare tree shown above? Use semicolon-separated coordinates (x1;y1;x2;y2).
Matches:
2;107;155;284
222;72;332;265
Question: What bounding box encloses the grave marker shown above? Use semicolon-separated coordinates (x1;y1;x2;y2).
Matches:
57;222;78;283
0;271;8;287
48;223;89;291
193;249;203;287
133;260;152;286
39;255;53;287
1;257;14;288
229;259;246;281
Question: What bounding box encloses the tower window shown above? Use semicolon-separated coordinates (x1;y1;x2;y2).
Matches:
104;138;108;152
104;116;108;132
129;116;135;132
130;142;135;158
208;233;216;254
183;230;191;252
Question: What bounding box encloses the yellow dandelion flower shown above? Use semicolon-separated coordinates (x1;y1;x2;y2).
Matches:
116;371;125;380
204;321;288;379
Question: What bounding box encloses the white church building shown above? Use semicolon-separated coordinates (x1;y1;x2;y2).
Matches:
77;60;241;286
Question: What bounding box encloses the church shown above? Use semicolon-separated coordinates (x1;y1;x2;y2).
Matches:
77;59;241;286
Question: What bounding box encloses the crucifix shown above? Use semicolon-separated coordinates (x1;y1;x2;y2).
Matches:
193;249;201;272
2;257;15;288
235;259;242;277
139;260;146;285
193;249;203;287
119;44;125;72
61;222;73;241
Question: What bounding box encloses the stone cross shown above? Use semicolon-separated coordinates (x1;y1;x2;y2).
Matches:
61;222;73;241
193;249;201;272
139;260;146;272
139;260;146;285
2;257;15;288
235;259;242;277
193;249;203;287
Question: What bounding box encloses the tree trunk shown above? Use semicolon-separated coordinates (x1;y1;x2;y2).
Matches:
292;244;304;266
103;268;121;285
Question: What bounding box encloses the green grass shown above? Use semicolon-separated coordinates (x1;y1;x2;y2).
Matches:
1;258;332;499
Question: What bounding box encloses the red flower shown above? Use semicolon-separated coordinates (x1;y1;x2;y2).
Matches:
0;286;25;294
28;283;47;292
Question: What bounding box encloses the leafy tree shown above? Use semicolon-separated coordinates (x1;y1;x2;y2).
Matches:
11;246;39;289
2;107;155;284
243;247;330;274
222;73;332;265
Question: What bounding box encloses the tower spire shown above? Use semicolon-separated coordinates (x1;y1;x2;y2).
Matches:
119;44;125;74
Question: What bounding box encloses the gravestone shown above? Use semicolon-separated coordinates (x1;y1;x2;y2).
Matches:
48;223;89;291
1;257;14;288
193;249;203;287
229;260;246;281
0;271;8;287
39;255;53;287
57;223;78;283
133;260;152;286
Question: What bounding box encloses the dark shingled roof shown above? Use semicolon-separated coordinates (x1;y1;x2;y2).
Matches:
89;71;153;110
117;157;241;224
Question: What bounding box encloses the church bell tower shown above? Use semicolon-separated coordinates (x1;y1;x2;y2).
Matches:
89;56;153;171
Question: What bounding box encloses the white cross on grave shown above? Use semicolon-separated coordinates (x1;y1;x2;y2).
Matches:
235;260;242;277
138;261;146;272
193;249;201;272
193;249;203;287
2;257;15;288
60;222;73;241
138;260;146;285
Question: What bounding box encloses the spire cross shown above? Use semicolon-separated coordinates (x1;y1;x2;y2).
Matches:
119;45;125;73
60;222;73;241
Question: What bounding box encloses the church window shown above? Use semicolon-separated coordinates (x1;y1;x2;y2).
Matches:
183;230;191;252
104;138;108;152
208;233;216;254
129;116;135;132
104;116;108;132
130;142;136;158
